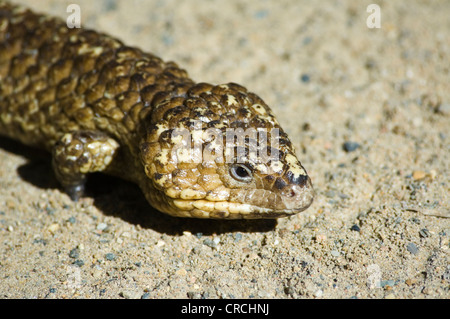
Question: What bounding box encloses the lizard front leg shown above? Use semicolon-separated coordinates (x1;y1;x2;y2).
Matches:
52;131;120;200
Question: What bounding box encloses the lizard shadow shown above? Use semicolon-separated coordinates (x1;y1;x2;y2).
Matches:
0;136;277;235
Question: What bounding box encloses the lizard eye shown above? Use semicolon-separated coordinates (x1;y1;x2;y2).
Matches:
230;164;253;182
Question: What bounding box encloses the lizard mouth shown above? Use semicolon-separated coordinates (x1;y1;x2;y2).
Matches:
171;191;314;219
166;175;315;219
172;199;272;219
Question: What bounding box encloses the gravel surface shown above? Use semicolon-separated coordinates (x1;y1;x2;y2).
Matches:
1;0;449;299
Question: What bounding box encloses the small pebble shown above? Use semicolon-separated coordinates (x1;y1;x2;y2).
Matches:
324;190;335;198
33;238;48;245
187;291;202;299
343;141;360;152
302;122;311;131
141;292;151;299
175;268;187;276
105;253;116;261
315;233;327;244
47;223;59;234
419;228;430;238
284;285;296;296
406;243;419;255
203;238;217;248
422;287;431;295
69;248;80;259
72;259;84;267
156;240;165;247
119;290;140;299
92;268;103;279
234;233;243;242
338;193;350;199
380;280;395;288
436;103;450;115
428;169;437;180
96;223;108;231
405;279;416;286
412;170;426;181
300;73;310;83
365;58;377;69
254;9;269;19
302;36;312;45
103;0;118;11
330;250;340;257
46;207;56;215
162;34;174;46
121;231;131;238
350;224;360;232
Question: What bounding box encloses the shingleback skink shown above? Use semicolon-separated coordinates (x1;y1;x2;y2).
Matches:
0;2;314;219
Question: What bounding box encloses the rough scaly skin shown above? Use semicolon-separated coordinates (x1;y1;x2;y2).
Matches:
0;2;314;219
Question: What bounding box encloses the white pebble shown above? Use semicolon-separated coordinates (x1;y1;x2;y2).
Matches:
96;223;108;231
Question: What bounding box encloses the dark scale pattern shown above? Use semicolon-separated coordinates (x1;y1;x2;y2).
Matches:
0;3;193;149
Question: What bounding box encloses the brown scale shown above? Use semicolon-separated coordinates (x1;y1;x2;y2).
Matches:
0;2;314;219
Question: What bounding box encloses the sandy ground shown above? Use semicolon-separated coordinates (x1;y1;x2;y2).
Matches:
0;0;448;299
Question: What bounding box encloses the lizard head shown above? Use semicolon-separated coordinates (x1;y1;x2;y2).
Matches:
139;82;314;219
